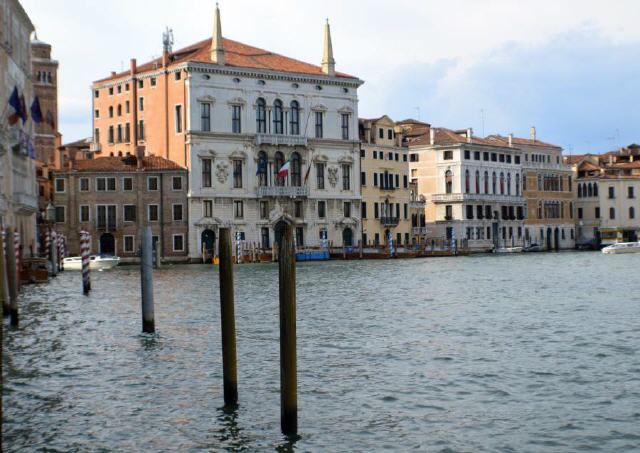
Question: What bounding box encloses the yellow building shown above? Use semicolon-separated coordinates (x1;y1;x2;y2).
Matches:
359;116;425;247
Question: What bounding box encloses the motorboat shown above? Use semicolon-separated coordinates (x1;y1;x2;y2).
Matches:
601;242;640;255
63;254;120;270
523;243;543;252
493;246;524;254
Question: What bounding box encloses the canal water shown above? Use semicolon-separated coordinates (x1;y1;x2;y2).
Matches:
3;252;640;452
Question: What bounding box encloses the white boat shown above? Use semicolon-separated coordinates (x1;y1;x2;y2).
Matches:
494;246;524;254
601;242;640;254
63;255;121;270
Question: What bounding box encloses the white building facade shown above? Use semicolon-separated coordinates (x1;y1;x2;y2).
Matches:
184;10;363;260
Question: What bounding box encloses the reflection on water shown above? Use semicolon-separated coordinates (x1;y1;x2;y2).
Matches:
3;252;640;452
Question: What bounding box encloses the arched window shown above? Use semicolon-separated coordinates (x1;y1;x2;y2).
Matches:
273;99;283;134
609;207;615;219
274;151;285;186
256;98;266;133
117;104;122;116
465;170;470;194
445;170;453;194
291;152;301;186
475;171;480;193
515;174;520;196
537;174;542;191
578;184;582;198
538;201;543;219
587;183;593;197
484;171;489;194
570;202;573;219
108;106;113;117
257;151;268;186
507;173;512;195
492;172;497;194
289;101;300;135
593;183;598;197
500;172;505;195
343;228;353;247
630;207;635;219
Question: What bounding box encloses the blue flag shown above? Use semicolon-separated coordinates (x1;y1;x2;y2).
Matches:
8;86;22;125
256;154;267;175
30;96;43;123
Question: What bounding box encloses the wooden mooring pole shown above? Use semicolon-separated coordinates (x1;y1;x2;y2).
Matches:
140;226;155;333
278;223;297;435
5;227;18;327
1;229;10;316
218;228;238;406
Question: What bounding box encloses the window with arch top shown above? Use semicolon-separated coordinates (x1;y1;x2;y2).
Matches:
464;170;470;194
445;170;453;194
256;98;267;133
257;151;268;186
273;99;283;134
475;170;480;194
492;172;497;194
274;151;285;186
500;172;505;195
290;101;300;135
291;152;301;186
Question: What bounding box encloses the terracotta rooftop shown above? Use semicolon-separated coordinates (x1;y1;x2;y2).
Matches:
59;137;92;149
486;134;561;149
578;161;602;172
564;154;586;165
68;155;185;173
410;128;513;149
96;37;357;84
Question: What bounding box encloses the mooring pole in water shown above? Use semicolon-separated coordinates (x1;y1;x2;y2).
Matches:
0;231;3;450
278;223;297;435
49;230;58;277
218;228;238;406
140;226;155;333
155;243;162;269
1;229;10;317
80;231;91;295
5;227;18;327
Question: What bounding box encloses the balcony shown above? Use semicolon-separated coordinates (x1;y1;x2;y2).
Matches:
409;200;426;209
431;193;525;204
412;227;428;236
255;134;308;147
14;192;38;214
379;185;396;191
379;216;399;226
257;185;309;198
522;161;572;171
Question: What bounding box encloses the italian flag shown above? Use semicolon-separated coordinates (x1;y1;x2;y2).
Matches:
277;160;290;177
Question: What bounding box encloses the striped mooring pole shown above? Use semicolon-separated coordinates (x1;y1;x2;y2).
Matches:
45;229;51;262
81;231;91;295
14;230;21;291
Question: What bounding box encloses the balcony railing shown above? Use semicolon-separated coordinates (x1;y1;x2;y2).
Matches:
14;192;38;212
255;134;308;147
379;185;396;191
257;185;309;198
379;216;399;226
522;161;572;171
412;227;428;236
409;200;426;209
431;193;525;204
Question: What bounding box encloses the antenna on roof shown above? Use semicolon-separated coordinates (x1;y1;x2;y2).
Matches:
163;26;174;53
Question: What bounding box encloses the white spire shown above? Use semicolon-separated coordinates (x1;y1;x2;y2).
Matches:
321;19;335;76
211;2;224;64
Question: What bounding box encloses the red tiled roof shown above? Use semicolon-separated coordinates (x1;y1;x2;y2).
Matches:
578;161;602;172
97;37;357;83
410;128;513;149
70;155;185;173
486;134;561;149
564;154;586;165
59;137;92;149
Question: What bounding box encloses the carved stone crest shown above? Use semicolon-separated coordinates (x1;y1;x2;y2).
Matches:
328;166;338;187
216;162;229;184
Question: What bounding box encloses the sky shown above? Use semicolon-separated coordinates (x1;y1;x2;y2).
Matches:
21;0;640;154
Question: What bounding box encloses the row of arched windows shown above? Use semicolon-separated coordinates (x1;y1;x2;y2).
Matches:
577;182;598;198
36;71;53;84
256;98;300;135
456;170;522;196
537;201;573;219
257;150;302;186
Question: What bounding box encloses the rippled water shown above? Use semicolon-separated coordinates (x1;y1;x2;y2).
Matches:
3;252;640;452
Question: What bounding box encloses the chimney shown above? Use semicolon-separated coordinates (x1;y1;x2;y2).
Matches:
321;19;336;76
130;58;137;76
466;128;473;143
136;145;145;169
111;71;116;77
210;3;225;64
530;126;536;141
429;128;435;146
508;133;513;147
609;154;614;166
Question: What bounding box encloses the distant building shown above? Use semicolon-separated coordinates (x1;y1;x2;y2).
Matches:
409;127;526;251
0;0;38;253
568;145;640;245
486;128;575;250
51;153;189;262
89;5;364;260
359;115;425;247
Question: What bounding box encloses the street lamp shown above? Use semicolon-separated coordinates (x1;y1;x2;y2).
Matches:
45;202;56;224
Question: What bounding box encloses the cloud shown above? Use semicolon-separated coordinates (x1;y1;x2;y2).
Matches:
374;27;640;152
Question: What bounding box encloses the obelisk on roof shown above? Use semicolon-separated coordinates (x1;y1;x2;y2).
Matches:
321;19;335;76
211;3;225;65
